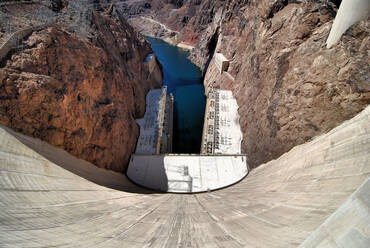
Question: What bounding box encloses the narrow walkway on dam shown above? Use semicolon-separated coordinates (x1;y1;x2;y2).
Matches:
0;105;369;247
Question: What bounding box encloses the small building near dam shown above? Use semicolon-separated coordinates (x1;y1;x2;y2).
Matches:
215;53;230;73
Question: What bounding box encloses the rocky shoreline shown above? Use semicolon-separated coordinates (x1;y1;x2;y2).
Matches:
128;16;194;51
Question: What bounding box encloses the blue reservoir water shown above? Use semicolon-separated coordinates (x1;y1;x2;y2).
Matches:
145;37;205;153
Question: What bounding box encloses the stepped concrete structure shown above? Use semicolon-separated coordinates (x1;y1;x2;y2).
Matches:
201;89;243;155
0;104;369;247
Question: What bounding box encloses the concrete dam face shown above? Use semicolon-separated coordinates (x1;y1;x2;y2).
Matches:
0;105;369;247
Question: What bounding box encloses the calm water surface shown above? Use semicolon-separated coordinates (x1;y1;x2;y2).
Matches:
145;37;205;153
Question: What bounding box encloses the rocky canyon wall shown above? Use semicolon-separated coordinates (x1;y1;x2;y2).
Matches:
191;0;369;168
122;0;222;46
0;1;163;172
122;0;369;168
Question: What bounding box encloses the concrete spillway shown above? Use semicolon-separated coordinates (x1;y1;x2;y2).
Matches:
0;106;369;247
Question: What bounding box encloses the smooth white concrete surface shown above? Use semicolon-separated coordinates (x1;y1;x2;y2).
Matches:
300;178;370;248
326;0;370;48
0;105;369;247
127;154;248;193
215;53;229;73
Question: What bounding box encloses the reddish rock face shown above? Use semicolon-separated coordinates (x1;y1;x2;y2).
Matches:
191;0;370;168
0;7;162;172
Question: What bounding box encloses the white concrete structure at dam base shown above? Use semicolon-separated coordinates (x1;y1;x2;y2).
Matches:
0;105;369;247
201;89;243;155
326;0;370;48
127;154;248;193
131;87;246;193
135;87;173;155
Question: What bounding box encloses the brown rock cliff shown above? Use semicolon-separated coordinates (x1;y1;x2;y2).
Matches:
107;0;369;169
0;2;163;172
192;0;370;168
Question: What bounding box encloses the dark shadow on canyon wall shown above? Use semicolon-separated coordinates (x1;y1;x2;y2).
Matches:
202;27;219;78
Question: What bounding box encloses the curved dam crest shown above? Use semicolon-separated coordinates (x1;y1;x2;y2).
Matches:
0;105;369;247
0;0;369;247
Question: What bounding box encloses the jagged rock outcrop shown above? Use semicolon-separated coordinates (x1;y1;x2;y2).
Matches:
0;1;162;172
51;0;68;12
191;0;370;168
122;0;222;46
